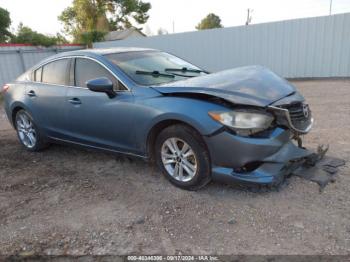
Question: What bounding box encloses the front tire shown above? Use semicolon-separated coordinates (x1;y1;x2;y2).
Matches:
15;110;49;151
155;124;211;190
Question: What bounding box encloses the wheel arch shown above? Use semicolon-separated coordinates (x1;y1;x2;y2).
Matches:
146;119;209;162
11;104;27;129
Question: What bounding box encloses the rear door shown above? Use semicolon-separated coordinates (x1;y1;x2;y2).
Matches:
25;58;71;138
66;57;136;153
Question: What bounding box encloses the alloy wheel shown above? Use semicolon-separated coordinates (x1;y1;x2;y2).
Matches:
16;112;37;149
161;137;198;182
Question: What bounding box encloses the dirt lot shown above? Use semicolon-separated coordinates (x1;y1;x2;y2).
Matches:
0;80;349;256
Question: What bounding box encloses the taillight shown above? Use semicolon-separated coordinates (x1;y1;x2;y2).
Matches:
2;84;10;93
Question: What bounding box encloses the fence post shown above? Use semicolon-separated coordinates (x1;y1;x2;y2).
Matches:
17;49;26;72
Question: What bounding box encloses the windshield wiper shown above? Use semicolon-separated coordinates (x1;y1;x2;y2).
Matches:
165;67;209;74
136;70;175;78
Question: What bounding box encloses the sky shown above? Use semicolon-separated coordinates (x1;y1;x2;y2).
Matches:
1;0;350;36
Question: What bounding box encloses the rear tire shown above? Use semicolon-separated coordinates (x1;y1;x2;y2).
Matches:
15;110;49;152
155;124;211;190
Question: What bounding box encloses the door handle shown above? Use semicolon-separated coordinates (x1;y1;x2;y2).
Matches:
68;98;82;105
27;90;36;97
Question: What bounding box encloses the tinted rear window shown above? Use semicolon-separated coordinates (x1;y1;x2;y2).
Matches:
42;59;70;85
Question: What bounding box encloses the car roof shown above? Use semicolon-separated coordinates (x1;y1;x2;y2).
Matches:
31;47;158;70
86;47;157;55
34;47;157;67
57;47;157;57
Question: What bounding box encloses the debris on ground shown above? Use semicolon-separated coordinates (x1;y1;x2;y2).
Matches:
293;153;346;192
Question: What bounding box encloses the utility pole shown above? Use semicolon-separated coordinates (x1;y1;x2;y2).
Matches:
329;0;333;15
245;8;253;25
172;21;175;33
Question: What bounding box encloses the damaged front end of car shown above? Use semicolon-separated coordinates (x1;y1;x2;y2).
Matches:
206;96;317;186
153;66;327;186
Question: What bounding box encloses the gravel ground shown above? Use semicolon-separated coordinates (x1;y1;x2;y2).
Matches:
0;80;349;256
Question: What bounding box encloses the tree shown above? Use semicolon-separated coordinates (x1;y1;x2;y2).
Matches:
196;13;223;30
79;31;106;46
55;33;69;45
11;23;65;47
107;0;151;30
0;7;12;42
58;0;151;46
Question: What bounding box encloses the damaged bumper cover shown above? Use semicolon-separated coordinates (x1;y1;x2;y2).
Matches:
204;127;313;185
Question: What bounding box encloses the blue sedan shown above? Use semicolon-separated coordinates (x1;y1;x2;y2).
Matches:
2;48;313;190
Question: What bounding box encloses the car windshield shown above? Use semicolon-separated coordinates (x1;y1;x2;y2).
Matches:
104;51;208;86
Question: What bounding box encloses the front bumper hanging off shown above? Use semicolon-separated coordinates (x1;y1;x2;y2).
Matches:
205;127;318;186
211;141;312;185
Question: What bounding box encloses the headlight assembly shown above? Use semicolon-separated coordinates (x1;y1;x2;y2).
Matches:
208;110;274;136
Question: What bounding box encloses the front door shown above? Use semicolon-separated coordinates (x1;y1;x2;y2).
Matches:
66;57;136;154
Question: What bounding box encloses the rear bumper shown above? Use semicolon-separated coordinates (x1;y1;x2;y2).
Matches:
204;128;312;185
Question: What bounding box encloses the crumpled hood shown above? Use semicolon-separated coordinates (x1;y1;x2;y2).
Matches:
152;66;296;107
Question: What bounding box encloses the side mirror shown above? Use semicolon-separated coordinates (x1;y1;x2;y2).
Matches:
86;77;116;98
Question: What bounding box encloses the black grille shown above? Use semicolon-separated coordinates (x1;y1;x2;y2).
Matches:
282;102;312;131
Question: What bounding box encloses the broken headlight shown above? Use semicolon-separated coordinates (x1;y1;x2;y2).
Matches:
208;110;274;136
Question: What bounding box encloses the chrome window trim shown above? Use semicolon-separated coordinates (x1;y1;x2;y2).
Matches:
29;55;131;92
